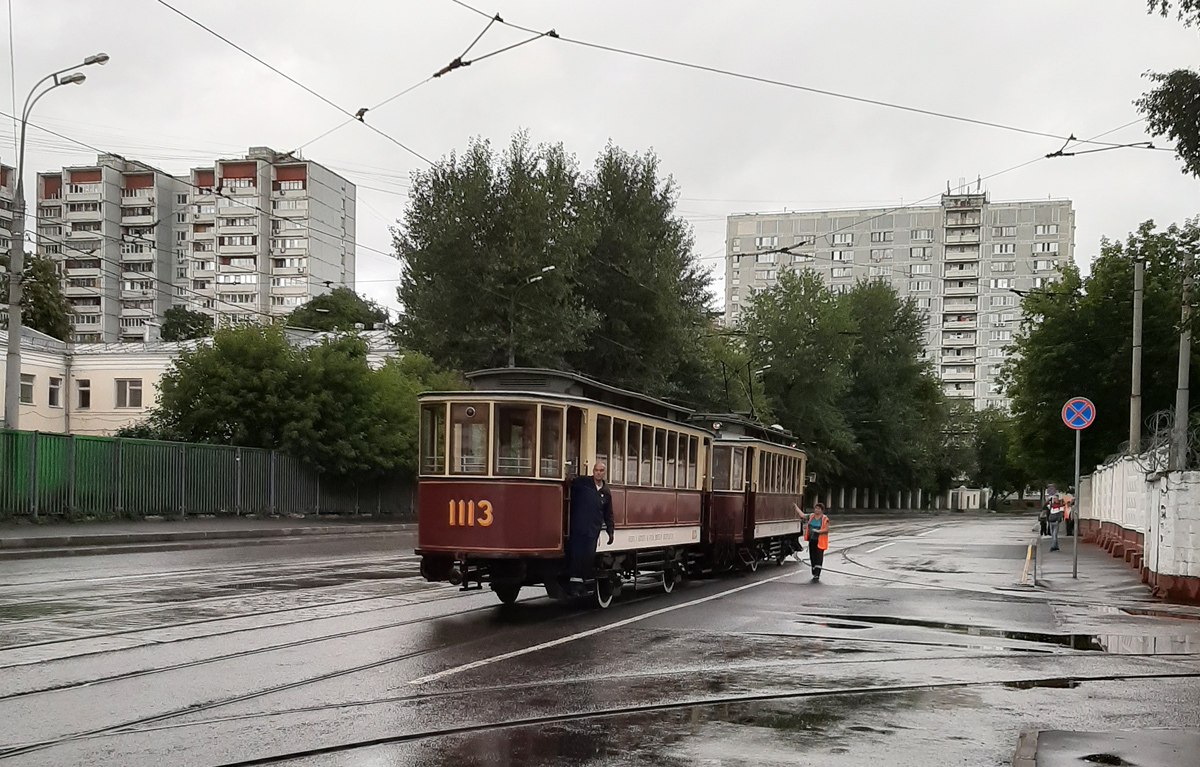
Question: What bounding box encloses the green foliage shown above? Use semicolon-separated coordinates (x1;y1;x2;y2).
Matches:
1136;69;1200;178
285;287;389;332
135;324;463;478
396;132;598;371
1148;0;1200;27
0;255;70;340
1002;220;1200;484
160;306;213;342
965;407;1029;506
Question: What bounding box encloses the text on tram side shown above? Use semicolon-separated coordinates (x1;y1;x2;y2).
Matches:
448;499;494;527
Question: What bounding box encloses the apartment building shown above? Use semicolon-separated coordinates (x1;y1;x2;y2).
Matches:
176;147;356;327
33;147;356;342
0;160;14;271
725;191;1075;410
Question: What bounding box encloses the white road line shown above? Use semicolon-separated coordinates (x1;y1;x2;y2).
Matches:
408;569;799;685
866;541;899;553
915;529;936;537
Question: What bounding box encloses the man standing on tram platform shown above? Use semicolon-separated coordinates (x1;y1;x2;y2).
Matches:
566;460;615;596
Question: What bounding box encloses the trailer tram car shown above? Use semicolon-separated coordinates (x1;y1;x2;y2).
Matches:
415;369;810;608
698;415;808;572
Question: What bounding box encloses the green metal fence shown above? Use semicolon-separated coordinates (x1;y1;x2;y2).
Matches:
0;429;414;520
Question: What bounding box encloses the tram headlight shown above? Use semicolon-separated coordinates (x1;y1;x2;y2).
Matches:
465;406;476;418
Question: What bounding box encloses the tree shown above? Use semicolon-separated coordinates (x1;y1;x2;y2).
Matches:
134;324;463;477
835;280;949;492
285;287;388;332
740;270;857;478
569;144;716;402
1002;220;1200;484
1137;2;1200;177
0;255;70;341
395;133;598;371
967;407;1029;507
161;306;213;342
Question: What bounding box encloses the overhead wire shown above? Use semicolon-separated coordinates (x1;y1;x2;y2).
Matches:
446;0;1168;153
153;0;433;165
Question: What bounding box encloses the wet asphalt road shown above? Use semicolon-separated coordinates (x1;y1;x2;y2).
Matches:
1;514;1199;766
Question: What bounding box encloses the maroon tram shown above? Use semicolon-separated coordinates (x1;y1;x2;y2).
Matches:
416;368;808;607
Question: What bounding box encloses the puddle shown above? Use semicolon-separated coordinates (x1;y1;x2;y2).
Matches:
1003;678;1080;690
793;618;872;631
824;614;1199;654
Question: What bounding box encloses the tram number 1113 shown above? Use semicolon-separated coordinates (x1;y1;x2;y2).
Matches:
448;500;493;527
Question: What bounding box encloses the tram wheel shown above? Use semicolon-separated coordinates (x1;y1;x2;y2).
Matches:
493;584;520;605
663;569;676;594
595;577;615;609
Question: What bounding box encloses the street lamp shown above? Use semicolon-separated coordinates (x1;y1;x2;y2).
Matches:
4;52;107;430
507;265;555;368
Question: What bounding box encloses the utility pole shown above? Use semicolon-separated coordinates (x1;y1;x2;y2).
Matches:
505;265;554;368
1170;248;1194;471
3;53;107;430
1129;257;1144;452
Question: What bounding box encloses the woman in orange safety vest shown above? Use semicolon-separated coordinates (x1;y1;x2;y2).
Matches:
804;502;830;581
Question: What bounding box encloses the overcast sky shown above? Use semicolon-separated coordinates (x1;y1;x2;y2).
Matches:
4;1;1197;314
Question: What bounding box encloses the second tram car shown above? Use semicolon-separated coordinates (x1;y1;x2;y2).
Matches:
416;368;808;607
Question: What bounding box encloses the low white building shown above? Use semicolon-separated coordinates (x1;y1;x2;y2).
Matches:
0;326;398;436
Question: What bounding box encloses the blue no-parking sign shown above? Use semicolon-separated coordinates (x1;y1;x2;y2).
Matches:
1062;397;1095;430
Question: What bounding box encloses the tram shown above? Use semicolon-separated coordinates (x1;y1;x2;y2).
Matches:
415;368;808;607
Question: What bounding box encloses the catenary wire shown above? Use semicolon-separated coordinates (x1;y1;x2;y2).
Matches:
153;0;433;165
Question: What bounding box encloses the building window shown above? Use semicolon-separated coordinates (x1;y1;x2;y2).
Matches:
992;261;1015;272
270;295;306;307
794;235;816;247
911;229;934;241
910;246;932;259
730;239;741;253
911;264;932;275
831;267;852;278
1035;224;1058;235
177;193;188;205
990;295;1016;307
19;374;34;405
990;330;1013;342
1033;241;1059;253
756;252;777;264
756;269;778;280
77;379;91;409
273;257;307;269
1034;259;1057;272
869;248;893;261
870;231;893;243
116;379;143;408
831;233;853;245
755;236;778;248
991;226;1016;237
990;278;1014;289
992;243;1015;255
868;265;891;276
909;280;931;292
832;250;853;262
48;377;62;408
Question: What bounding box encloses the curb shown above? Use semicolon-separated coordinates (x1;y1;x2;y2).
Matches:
0;522;416;551
0;528;417;560
1012;730;1038;767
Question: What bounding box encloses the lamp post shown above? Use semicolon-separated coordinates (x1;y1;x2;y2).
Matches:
507;265;555;368
4;53;108;431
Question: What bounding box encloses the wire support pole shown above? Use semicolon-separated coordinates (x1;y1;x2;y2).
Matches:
1130;257;1144;452
1170;247;1194;471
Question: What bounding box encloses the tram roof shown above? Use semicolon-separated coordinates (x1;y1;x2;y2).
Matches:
460;368;695;424
690;412;797;446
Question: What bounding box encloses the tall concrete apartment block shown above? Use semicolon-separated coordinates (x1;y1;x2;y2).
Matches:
0;159;15;278
34;147;356;343
725;192;1075;410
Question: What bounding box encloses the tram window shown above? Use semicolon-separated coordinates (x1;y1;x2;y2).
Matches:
652;428;666;486
612;419;626;484
419;404;446;475
784;456;793;494
595;415;611;473
687;436;699;489
758;452;766;492
640;427;653;486
494;404;536;477
731;447;745;491
712;446;731;491
450;403;489;475
540;406;563;478
566;408;583;478
626;423;640;485
665;432;678;488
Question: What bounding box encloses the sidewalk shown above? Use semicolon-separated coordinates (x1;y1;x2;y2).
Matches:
0;516;415;560
1015;730;1200;767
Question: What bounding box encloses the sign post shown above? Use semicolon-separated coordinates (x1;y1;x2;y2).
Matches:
1062;397;1095;579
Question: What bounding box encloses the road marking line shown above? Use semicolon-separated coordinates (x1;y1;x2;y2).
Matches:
408;569;799;685
866;541;899;553
915;529;936;537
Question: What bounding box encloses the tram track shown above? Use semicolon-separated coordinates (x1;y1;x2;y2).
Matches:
164;668;1200;767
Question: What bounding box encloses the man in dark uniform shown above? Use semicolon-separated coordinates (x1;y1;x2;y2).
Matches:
566;460;615;596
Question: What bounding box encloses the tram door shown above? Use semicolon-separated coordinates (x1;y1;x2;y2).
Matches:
743;447;756;542
566;407;584;479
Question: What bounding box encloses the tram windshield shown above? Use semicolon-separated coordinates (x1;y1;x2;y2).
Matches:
494;404;536;477
450;403;488;475
419;404;446;475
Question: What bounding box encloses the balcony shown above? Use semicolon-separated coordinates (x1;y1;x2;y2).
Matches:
944;301;978;313
942;316;977;329
944;281;979;296
943;385;975;399
941;369;976;383
942;334;976;347
944;247;981;262
944;266;979;279
945;216;982;228
945;231;980;245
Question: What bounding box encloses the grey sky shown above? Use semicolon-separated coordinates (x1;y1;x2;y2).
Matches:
4;1;1197;314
